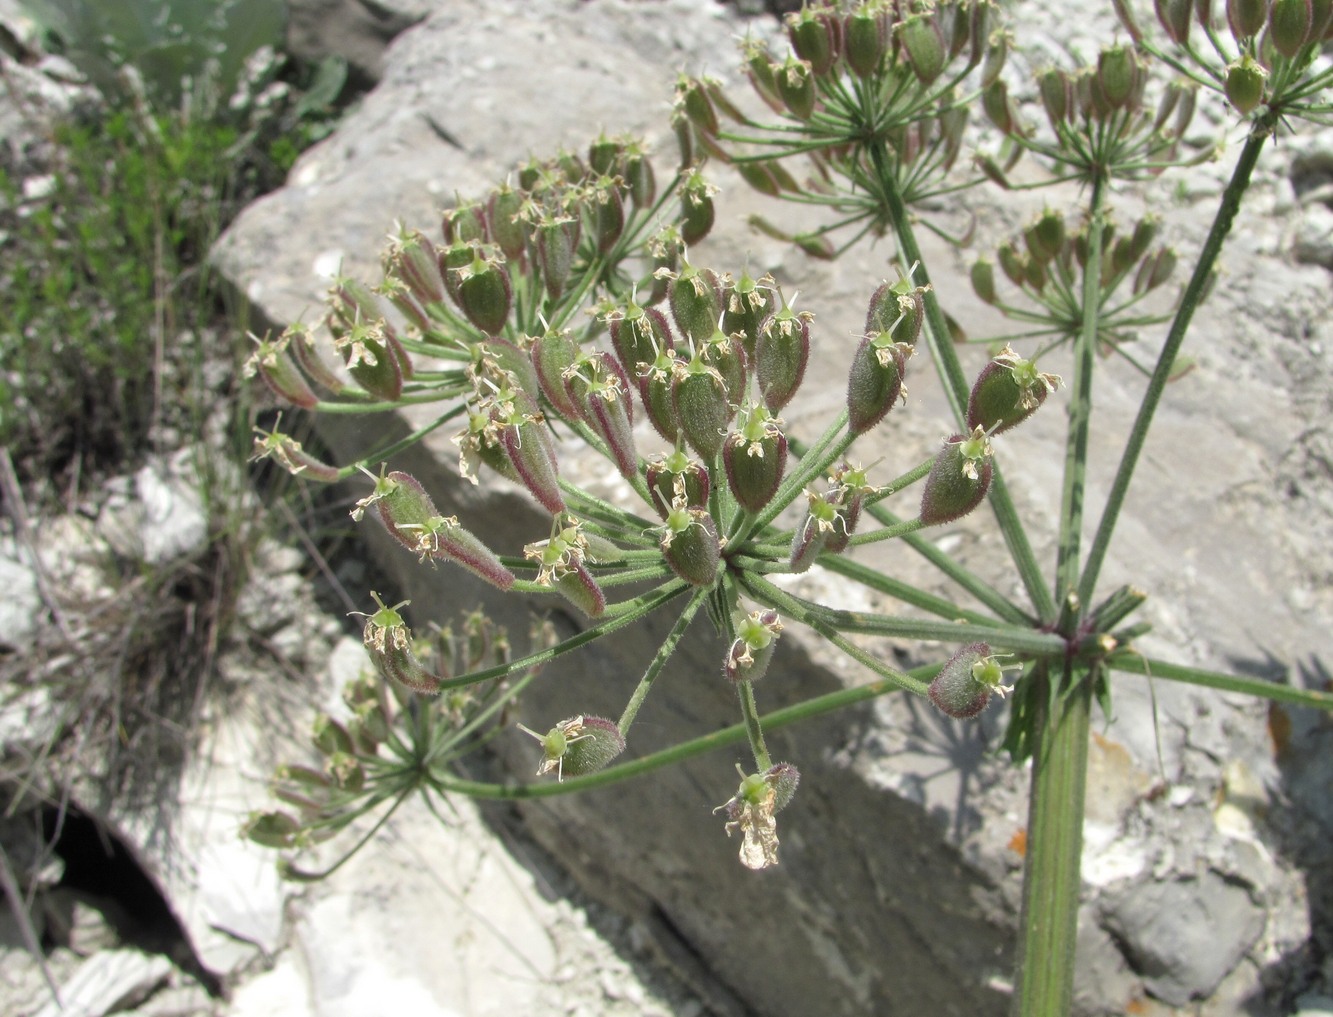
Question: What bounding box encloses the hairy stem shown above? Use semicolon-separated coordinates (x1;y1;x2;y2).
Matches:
1078;119;1273;604
1012;662;1093;1017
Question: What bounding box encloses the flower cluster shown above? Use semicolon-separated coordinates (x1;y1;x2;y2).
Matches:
245;3;1098;872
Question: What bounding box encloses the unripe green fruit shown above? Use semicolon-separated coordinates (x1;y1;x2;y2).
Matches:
660;507;721;587
920;431;994;526
847;336;908;435
1225;56;1267;114
928;642;994;719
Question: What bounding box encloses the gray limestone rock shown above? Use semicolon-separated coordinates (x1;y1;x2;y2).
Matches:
1099;872;1267;1006
211;0;1333;1013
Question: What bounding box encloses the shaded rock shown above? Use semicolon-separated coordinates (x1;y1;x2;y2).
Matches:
31;949;172;1017
0;537;40;649
1099;872;1267;1006
1293;203;1333;269
285;0;430;88
210;0;1333;1013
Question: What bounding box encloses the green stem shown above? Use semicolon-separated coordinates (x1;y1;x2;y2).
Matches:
432;580;687;691
872;141;1055;619
737;680;771;772
1078;120;1273;605
866;501;1033;625
430;663;939;800
1108;652;1333;711
817;554;1012;627
1011;662;1093;1017
1055;178;1108;619
743;573;1064;657
618;588;710;735
844;516;924;547
746;410;851;538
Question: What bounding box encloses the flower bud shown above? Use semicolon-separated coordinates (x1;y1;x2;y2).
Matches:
1097;44;1139;109
1228;0;1268;40
565;353;638;480
486;185;527;261
359;592;445;694
680;170;716;246
900;13;947;85
498;411;565;515
361;469;515;588
982;78;1018;136
1036;67;1072;130
725;610;783;684
243;811;302;849
842;6;889;77
971;259;998;305
519;715;624;780
966;347;1061;435
723;405;788;513
722;270;773;358
1270;0;1313;55
847;334;909;435
1157;0;1194;43
623;146;657;209
920;429;994;526
776;57;817;120
660;502;721;587
865;276;925;346
1024;209;1065;265
928;642;1006;719
787;7;840;76
1225;54;1268;113
788;506;828;574
245;331;318;409
529;328;582;419
675;76;719;137
609;300;674;380
668;262;723;344
754;299;811;413
536;217;577;301
647;452;710;518
674;356;734;461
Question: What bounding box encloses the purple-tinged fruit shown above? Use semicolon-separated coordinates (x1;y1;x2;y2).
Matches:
920;429;994;526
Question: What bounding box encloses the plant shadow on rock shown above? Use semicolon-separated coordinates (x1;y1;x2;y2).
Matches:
1229;650;1333;1014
